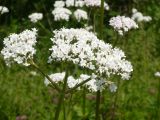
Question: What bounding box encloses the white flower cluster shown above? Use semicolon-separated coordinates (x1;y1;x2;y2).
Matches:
52;1;88;22
155;72;160;77
109;16;138;35
0;6;9;14
44;72;111;92
74;9;88;22
66;0;85;7
1;28;37;66
52;7;72;21
54;1;65;8
131;8;152;22
49;28;133;80
84;0;109;10
65;0;74;7
75;0;85;7
28;13;43;23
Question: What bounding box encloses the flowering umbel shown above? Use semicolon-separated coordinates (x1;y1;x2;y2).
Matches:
0;6;9;14
74;9;88;22
28;13;43;23
1;28;38;66
52;7;72;21
131;8;152;22
48;28;133;80
109;16;138;35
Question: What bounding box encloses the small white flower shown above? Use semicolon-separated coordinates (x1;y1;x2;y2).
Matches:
109;83;117;92
74;9;88;22
109;16;138;35
155;72;160;77
0;6;9;14
52;7;72;21
30;71;37;76
84;24;93;31
28;13;43;23
84;0;109;10
54;1;65;8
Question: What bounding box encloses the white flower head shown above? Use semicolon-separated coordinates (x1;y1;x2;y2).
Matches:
44;72;65;86
75;0;85;7
54;1;65;8
155;72;160;77
84;0;109;10
28;13;43;23
109;16;138;35
74;9;88;22
49;28;133;80
1;28;38;66
66;0;75;7
131;8;152;22
0;6;9;14
52;8;72;21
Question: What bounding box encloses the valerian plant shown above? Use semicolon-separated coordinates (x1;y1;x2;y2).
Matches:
0;0;138;120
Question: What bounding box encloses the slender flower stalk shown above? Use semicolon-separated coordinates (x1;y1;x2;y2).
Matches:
156;78;160;118
111;79;120;120
54;69;68;120
95;0;104;120
100;0;104;39
95;90;101;120
28;59;61;92
82;87;86;119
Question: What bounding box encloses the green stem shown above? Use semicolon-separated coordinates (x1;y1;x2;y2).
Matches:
95;90;101;120
54;70;68;120
95;0;104;120
38;22;52;35
156;78;160;118
111;79;120;120
100;0;104;39
82;87;86;119
29;59;61;92
93;10;96;33
63;101;66;120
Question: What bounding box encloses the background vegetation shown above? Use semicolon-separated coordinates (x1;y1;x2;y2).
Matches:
0;0;160;119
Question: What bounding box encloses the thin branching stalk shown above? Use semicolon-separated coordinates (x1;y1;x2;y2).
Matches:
156;78;160;118
100;0;104;39
38;22;52;35
93;10;96;33
95;90;101;120
82;87;86;119
111;79;120;120
54;70;68;120
29;59;61;92
42;4;53;32
95;0;104;120
65;78;91;94
63;101;66;120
